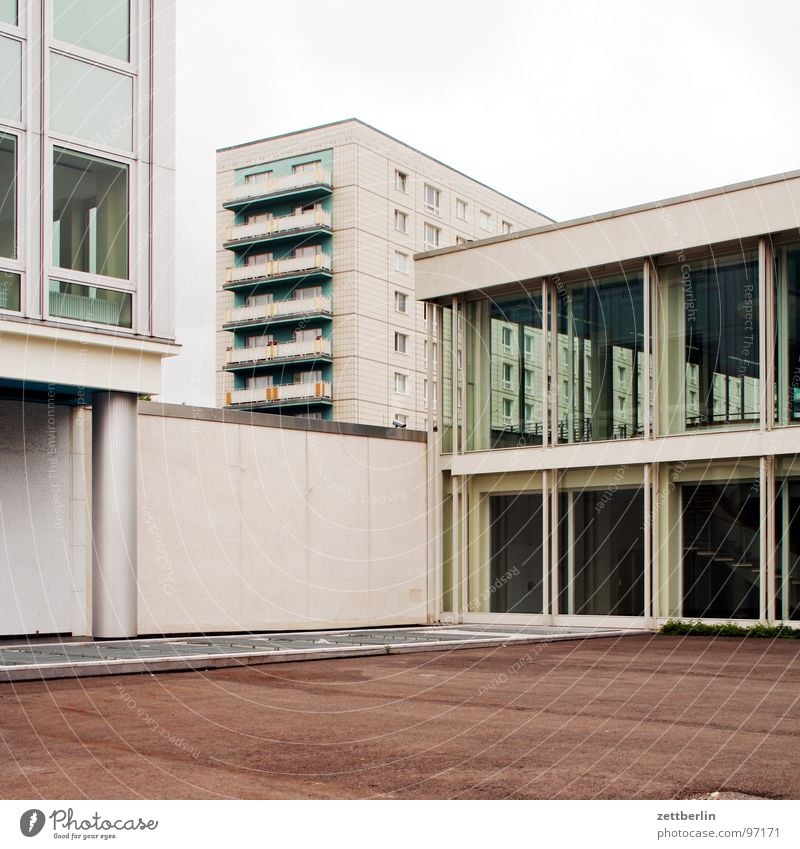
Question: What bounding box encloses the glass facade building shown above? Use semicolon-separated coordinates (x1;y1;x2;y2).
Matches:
418;174;800;628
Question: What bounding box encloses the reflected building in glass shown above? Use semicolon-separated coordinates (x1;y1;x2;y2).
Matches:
417;171;800;630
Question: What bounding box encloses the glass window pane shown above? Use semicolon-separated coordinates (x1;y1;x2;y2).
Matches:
0;132;16;258
50;55;133;151
53;0;130;62
483;493;543;613
775;243;800;424
557;273;644;443
776;461;800;621
558;487;645;616
0;0;16;25
53;147;128;280
658;252;759;434
681;481;760;619
0;35;21;122
49;279;131;327
0;269;19;311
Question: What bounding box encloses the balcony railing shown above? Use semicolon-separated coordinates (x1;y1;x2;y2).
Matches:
226;253;332;285
226;381;333;407
226;295;332;326
227;168;332;205
226;337;332;366
225;209;331;244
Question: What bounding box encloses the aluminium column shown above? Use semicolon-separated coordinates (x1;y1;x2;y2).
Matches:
92;392;138;638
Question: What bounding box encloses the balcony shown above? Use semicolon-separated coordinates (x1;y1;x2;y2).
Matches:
224;168;332;210
224;209;332;249
226;380;333;409
224;337;332;369
224;295;332;330
224;253;332;290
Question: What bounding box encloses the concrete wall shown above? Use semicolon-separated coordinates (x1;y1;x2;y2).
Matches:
136;403;428;634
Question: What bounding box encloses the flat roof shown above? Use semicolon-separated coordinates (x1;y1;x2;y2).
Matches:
217;117;553;222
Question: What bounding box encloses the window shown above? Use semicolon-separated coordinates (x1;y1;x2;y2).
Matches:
0;270;19;311
293;245;317;259
0;1;16;25
424;339;428;364
394;332;408;353
424;184;440;214
524;369;534;393
423;380;428;403
395;170;408;192
502;362;513;389
422;302;428;323
244;171;270;185
52;147;128;279
456;199;468;221
394;250;409;273
394;291;408;313
53;0;130;62
50;54;133;150
394;209;408;233
394;413;408;426
479;210;492;231
0;35;21;122
49;280;131;327
423;223;440;251
394;372;408;394
456;236;469;245
432;342;438;365
0;133;16;259
292;160;320;173
501;220;512;234
502;398;513;422
501;326;513;350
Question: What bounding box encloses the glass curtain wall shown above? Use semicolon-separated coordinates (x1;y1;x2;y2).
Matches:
776;457;800;621
557;481;645;616
53;0;130;62
556;273;644;443
0;132;15;259
775;242;800;424
466;292;545;450
658;252;759;434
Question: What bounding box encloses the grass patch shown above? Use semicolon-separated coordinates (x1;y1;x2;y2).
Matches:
660;620;800;639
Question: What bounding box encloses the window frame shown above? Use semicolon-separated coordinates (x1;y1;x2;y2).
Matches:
394;250;409;274
393;371;409;395
455;198;468;221
394;331;409;354
394;290;408;314
479;210;493;232
424;183;441;215
423;222;441;251
48;0;136;72
395;169;408;193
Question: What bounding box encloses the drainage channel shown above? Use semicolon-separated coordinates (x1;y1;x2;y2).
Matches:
0;626;645;682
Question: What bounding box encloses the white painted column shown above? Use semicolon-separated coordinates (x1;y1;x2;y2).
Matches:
92;392;138;638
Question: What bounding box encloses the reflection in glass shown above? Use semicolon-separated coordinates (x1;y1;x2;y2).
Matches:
557;274;644;443
50;55;133;150
49;279;131;327
775;477;800;621
558;488;644;616
681;482;760;619
0;35;21;122
0;132;15;258
659;253;759;433
486;494;543;613
53;147;128;280
0;269;19;311
466;292;545;450
775;244;800;424
53;0;130;62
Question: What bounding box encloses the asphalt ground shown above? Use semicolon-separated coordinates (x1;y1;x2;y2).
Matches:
1;635;797;799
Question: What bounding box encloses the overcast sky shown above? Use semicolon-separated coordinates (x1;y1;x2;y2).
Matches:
163;0;800;406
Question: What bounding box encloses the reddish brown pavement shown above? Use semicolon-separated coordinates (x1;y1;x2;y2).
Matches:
1;635;798;800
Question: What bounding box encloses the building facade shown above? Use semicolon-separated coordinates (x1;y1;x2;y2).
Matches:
216;119;550;428
0;1;176;638
416;171;800;629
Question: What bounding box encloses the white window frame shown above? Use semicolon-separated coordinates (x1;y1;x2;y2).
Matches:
395;169;408;193
479;210;492;232
501;220;513;234
394;372;409;395
456;198;468;221
394;209;408;233
394;331;409;354
394;250;409;274
394;290;408;314
423;222;440;251
424;183;440;215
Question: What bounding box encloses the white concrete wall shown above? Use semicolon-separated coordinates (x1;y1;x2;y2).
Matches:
0;400;78;636
136;404;428;634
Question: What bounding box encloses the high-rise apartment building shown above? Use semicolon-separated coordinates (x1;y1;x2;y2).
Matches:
0;1;176;638
216;119;550;427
